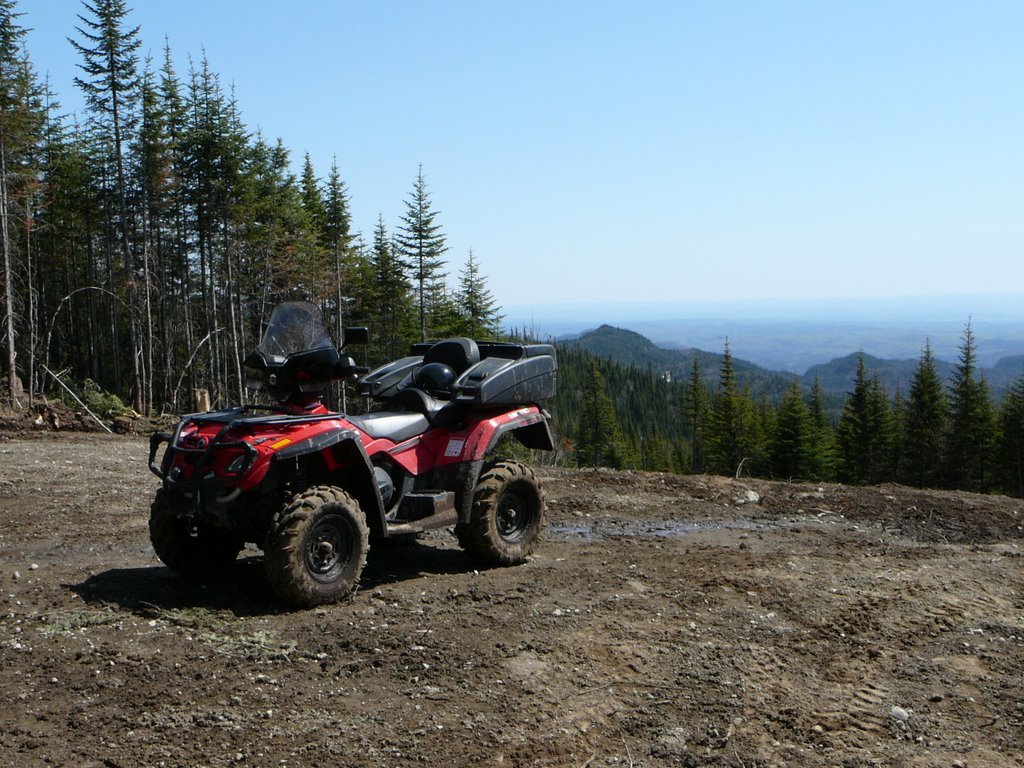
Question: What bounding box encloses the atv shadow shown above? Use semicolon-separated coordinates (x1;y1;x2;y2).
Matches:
69;539;478;615
361;536;479;590
68;555;289;618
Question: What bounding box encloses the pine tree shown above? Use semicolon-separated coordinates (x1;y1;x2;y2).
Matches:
944;321;996;492
0;0;43;404
998;373;1024;497
682;356;708;473
299;152;325;235
807;374;835;480
70;0;145;411
577;359;627;469
707;341;756;476
771;380;813;479
369;215;412;363
322;157;353;338
836;354;893;484
456;249;501;338
396;165;447;341
902;342;947;488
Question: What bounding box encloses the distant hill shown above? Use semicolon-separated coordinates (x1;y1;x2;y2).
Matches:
562;324;1024;404
802;353;954;397
563;325;792;397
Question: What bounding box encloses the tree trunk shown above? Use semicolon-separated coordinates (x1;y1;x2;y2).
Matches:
0;143;20;406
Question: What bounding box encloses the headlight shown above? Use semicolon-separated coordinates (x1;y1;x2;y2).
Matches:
226;454;249;474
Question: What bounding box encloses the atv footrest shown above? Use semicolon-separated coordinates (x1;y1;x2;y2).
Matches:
387;492;457;535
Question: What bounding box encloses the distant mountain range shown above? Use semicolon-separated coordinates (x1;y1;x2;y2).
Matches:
563;324;1024;400
507;294;1024;373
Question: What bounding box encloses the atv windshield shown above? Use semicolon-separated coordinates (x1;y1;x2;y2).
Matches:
257;302;336;364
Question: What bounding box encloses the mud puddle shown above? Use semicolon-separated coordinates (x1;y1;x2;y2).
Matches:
546;514;831;542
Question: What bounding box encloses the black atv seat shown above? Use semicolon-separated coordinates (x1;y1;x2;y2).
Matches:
346;411;429;444
424;337;480;375
391;387;466;427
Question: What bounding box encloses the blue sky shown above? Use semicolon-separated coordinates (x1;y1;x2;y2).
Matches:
22;1;1024;313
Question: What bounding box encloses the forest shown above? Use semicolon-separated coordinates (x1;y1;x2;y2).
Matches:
0;0;502;419
2;1;1023;498
553;325;1024;499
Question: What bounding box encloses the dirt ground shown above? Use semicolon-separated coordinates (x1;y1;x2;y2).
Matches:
1;432;1022;767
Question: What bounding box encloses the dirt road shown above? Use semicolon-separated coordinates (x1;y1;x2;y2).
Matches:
1;432;1022;767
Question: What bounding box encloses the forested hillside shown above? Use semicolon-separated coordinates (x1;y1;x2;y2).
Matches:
552;325;1024;498
0;0;501;417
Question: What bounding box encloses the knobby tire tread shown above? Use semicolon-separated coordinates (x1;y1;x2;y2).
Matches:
264;485;369;608
457;460;545;566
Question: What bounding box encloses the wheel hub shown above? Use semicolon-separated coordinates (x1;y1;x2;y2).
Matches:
308;523;343;575
497;492;528;541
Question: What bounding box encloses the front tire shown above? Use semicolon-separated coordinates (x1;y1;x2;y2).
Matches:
264;486;369;607
149;488;242;582
457;460;545;566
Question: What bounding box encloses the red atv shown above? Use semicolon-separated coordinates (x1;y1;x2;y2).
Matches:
148;301;556;607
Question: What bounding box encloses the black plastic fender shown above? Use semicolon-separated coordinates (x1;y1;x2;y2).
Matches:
482;409;555;456
273;429;387;536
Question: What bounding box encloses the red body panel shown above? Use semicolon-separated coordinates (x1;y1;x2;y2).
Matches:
161;404;547;493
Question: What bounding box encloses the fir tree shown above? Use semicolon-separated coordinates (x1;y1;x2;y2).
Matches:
369;215;412;362
70;0;145;411
771;380;813;480
396;165;447;341
807;374;835;480
682;356;707;473
456;249;501;338
998;373;1024;497
708;341;756;476
577;359;627;469
902;342;947;488
944;321;996;492
1;0;44;404
836;355;893;484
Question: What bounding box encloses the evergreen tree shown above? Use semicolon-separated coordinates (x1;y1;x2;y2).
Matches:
998;373;1024;497
835;354;893;484
456;249;501;338
807;374;835;480
682;356;708;473
771;380;813;479
322;157;353;337
369;215;412;362
902;342;947;488
70;0;145;411
707;341;757;476
299;152;325;234
577;359;627;469
396;165;446;341
944;321;996;492
1;0;43;404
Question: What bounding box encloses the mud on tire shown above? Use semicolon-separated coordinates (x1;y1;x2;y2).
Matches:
149;488;242;582
264;486;369;607
456;460;545;565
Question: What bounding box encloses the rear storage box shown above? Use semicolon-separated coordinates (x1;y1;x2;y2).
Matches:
361;341;557;407
453;343;556;406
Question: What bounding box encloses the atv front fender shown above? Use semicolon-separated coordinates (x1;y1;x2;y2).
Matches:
272;429;388;537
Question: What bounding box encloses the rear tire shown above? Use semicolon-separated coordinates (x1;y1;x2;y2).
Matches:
264;486;369;607
456;460;545;565
149;488;242;582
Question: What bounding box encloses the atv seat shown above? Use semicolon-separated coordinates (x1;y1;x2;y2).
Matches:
424;337;480;375
346;411;429;444
391;387;466;428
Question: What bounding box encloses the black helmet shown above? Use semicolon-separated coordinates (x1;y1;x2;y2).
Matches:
414;362;456;396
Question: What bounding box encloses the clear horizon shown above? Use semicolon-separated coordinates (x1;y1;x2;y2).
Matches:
25;2;1024;310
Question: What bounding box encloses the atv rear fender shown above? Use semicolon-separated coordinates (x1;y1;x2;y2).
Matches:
454;406;555;462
